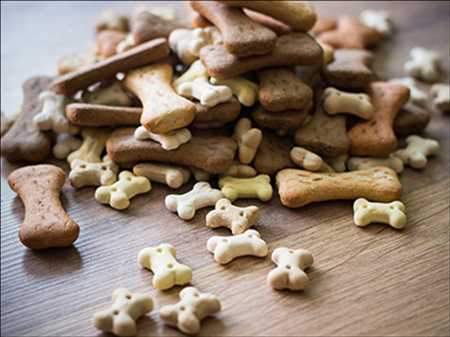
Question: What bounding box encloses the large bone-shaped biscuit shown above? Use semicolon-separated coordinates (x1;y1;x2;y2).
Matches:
67;127;111;164
69;155;118;189
133;163;191;189
219;175;273;202
165;182;223;220
134;126;192;150
138;243;192;290
8;164;80;249
267;247;314;291
207;229;268;264
33;91;74;134
353;198;406;229
395;135;439;169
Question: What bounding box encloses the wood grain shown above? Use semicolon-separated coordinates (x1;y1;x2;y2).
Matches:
1;1;449;336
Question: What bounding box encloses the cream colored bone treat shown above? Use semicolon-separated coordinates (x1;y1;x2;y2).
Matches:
224;162;257;178
67;128;110;164
348;154;404;174
134;126;191;151
267;247;314;291
177;76;233;107
325;154;348;172
165;182;223;220
207;229;268;264
173;60;208;90
206;198;260;235
138;243;192;290
70;155;118;189
322;87;374;120
57;53;96;75
82;81;132;107
430;83;450;113
33;91;73;134
233;118;262;164
95;171;151;210
93;288;153;337
290;147;326;172
190;167;211;182
359;9;393;36
124;63;196;134
210;76;259;107
389;77;428;107
404;47;441;82
353;198;406;229
160;287;221;335
395;135;440;169
133;163;190;189
219;175;273;202
53;133;82;160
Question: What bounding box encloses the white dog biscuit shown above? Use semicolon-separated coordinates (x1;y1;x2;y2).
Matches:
70;155;118;189
360;9;393;36
219;175;273;202
133;163;191;189
177;77;233;107
430;83;450;114
134;126;192;151
353;198;407;229
322;87;374;120
395;135;440;169
173;60;208;90
389;77;428;107
348;154;404;174
67;127;110;164
404;47;441;82
53;133;82;160
210;76;259;107
233;118;263;164
33;91;74;134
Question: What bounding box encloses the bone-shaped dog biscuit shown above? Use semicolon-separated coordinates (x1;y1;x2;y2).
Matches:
70;155;118;189
160;287;221;335
322;87;374;120
290;147;329;172
267;247;314;291
173;60;209;91
67;127;110;164
389;77;428;107
82;81;133;107
95;171;151;210
53;133;82;160
224;162;257;178
353;198;406;229
134;126;192;151
165;182;223;220
207;229;268;264
405;47;441;82
210;76;258;107
133;163;191;189
348;154;404;174
431;83;450;114
359;9;393;36
219;175;273;202
395;135;440;169
190;167;211;182
325;154;348;172
93;288;154;337
177;76;233;108
33;91;73;134
138;243;192;290
233;118;262;164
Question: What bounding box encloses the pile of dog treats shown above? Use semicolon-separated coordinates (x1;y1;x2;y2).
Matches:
1;1;449;335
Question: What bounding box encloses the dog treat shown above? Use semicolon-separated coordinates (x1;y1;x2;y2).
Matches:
0;109;20;136
82;81;133;107
233;118;263;165
138;243;192;290
165;182;223;220
394;102;431;136
67;103;141;127
53;133;82;160
95;171;151;210
124;63;196;133
207;229;268;264
404;47;441;82
219;175;273;202
93;288;153;337
133;163;190;189
210;76;259;107
430;83;450;113
33;90;74;134
190;1;277;57
258;67;313;112
96;10;129;32
224;162;258;178
359;9;393;37
51;38;170;97
311;17;337;35
160;287;221;335
290;147;329;172
325;154;348;172
96;30;127;59
190;167;211;182
353;198;406;229
173;60;209;90
395;135;440;169
389;77;428;107
193;98;241;128
177;76;233;107
1;76;52;162
107;128;237;174
57;53;96;75
322;49;375;91
318;40;335;65
254;131;294;175
276;167;402;208
348;154;404;174
322;87;374;120
267;247;314;291
134;126;192;151
206;198;260;235
69;155;118;189
8;165;80;249
348;82;409;157
67;127;110;164
200;33;323;80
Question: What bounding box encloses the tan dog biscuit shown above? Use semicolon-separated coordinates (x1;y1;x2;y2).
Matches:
200;33;323;80
210;76;259;107
57;53;96;75
353;198;406;229
348;154;404;174
133;163;190;189
430;84;450;113
134;126;192;151
233;118;262;165
190;167;211;182
224;162;257;178
322;87;374;120
311;17;337;35
252;104;310;136
395;135;439;169
67;103;141;127
96;30;127;59
394;102;431;136
290;147;332;172
96;10;129;32
67;127;110;164
405;47;441;82
8;165;80;249
193;98;241;129
219;175;273;202
276;167;402;208
70;155;118;189
82;81;133;107
53;133;82;160
349;82;409;157
254;131;294;175
325;154;348;172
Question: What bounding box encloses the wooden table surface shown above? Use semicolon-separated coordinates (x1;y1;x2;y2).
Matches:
1;1;449;336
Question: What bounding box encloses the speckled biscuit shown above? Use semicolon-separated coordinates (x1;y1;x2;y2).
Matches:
394;103;431;136
96;30;127;59
349;82;409;157
254;131;294;175
66;103;142;127
193;98;241;129
276;167;402;208
200;33;323;80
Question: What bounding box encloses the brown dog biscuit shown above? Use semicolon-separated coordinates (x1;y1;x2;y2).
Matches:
348;82;410;157
254;131;294;175
258;67;313;112
200;33;323;80
190;1;276;57
96;30;127;59
191;12;211;28
252;104;310;136
193;98;241;128
276;167;402;208
8;164;80;249
311;17;337;35
51;38;170;97
106;128;237;174
1;76;52;162
394;103;431;136
66;103;141;127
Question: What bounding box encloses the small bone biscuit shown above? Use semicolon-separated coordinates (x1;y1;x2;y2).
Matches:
93;288;153;337
290;147;325;172
96;30;127;59
254;131;294;175
311;17;337;35
276;167;402;208
359;10;393;36
133;163;190;189
389;77;428;107
8;164;80;249
134;126;192;151
177;77;233;108
138;243;192;290
268;247;313;291
96;10;129;32
395;135;440;169
57;53;96;75
33;91;72;134
67;127;110;164
233;118;263;164
348;154;404;174
82;81;133;107
353;198;406;229
219;175;273;202
190;1;277;57
210;76;259;107
124;63;196;133
325;154;348;172
207;229;268;264
173;60;209;91
404;47;441;82
95;171;151;210
165;182;223;220
66;103;141;127
190;167;211;182
394;102;431;136
224;162;257;178
322;87;374;120
53;133;82;160
430;84;450;113
70;156;118;189
160;287;221;335
193;98;241;128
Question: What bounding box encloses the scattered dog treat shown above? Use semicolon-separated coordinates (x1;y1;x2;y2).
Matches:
404;47;441;82
190;167;211;182
66;103;142;127
395;135;440;169
322;87;374;120
219;175;273;202
33;90;75;134
430;83;450;113
347;154;404;174
210;76;259;107
290;147;332;172
193;98;241;128
254;131;294;175
223;162;258;178
53;133;82;160
69;155;118;189
359;9;393;36
325;154;349;172
173;59;209;90
67;127;111;164
389;77;428;107
394;102;431;136
8;164;80;249
252;104;310;136
134;126;192;151
133;162;191;189
82;81;133;107
233;118;263;165
177;76;233;107
96;30;127;59
267;247;314;291
353;198;406;229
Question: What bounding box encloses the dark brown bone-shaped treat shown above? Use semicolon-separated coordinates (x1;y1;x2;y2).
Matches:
394;103;431;136
193;98;241;129
8;165;80;250
66;103;142;127
1;76;52;162
130;11;186;44
106;128;237;174
254;130;294;175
